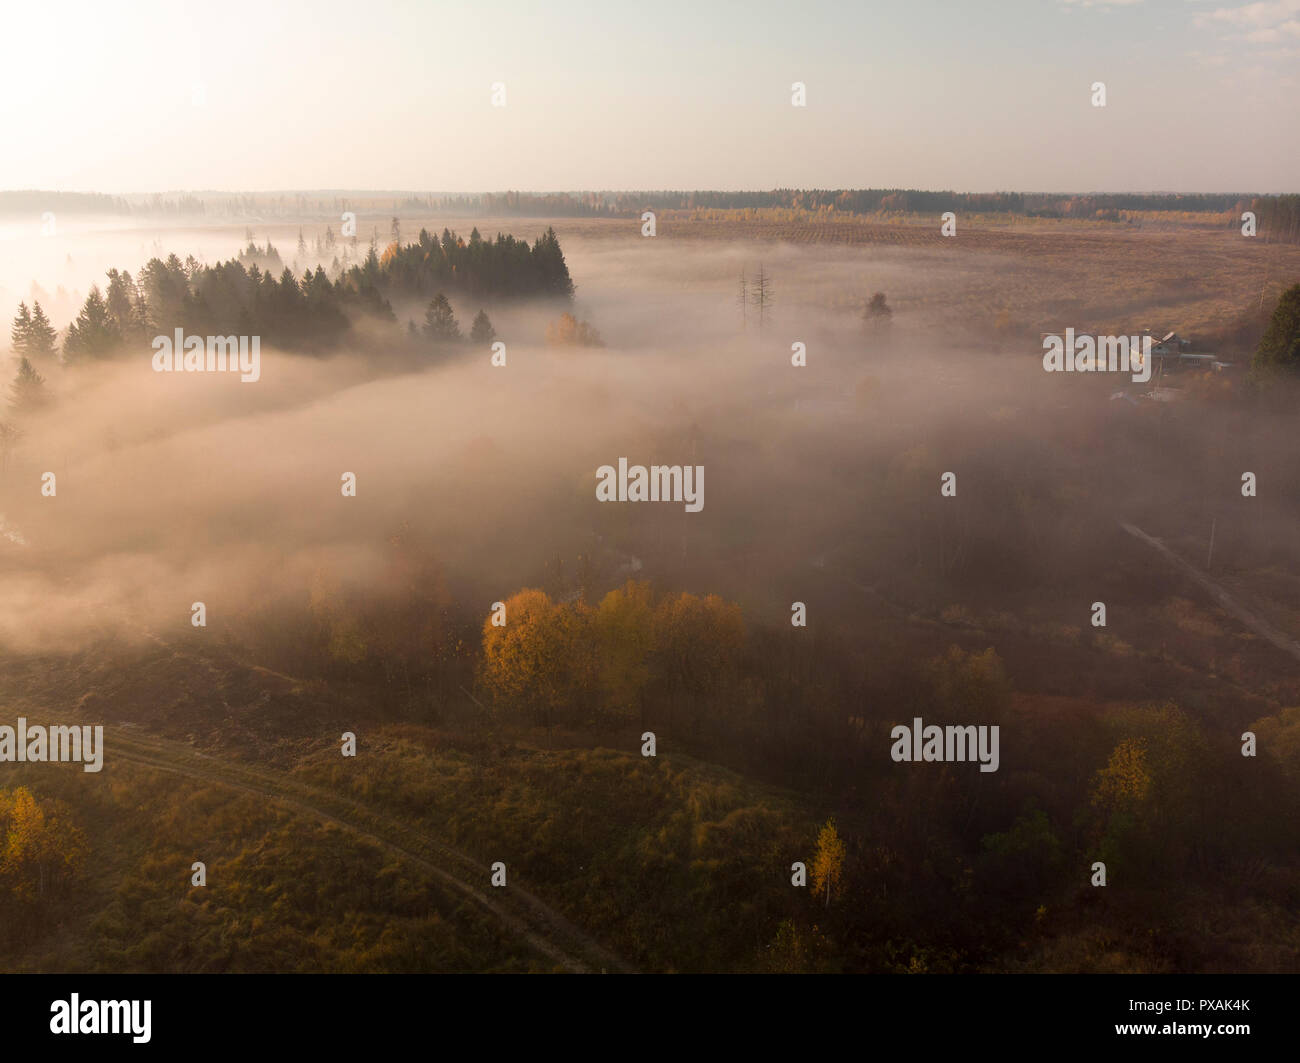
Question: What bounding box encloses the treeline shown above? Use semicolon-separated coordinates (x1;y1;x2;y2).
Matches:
5;226;572;364
241;564;1300;971
433;188;1258;218
479;582;744;734
0;786;86;907
9;187;1279;222
0;190;131;216
416;189;1267;219
380;225;573;299
1247;194;1300;244
469;586;1300;972
0;191;207;217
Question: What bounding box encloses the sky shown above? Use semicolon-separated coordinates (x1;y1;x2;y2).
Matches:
0;0;1296;194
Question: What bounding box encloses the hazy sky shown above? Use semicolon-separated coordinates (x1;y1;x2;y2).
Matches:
1;0;1296;194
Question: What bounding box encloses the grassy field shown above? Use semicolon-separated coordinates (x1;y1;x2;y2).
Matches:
534;209;1300;351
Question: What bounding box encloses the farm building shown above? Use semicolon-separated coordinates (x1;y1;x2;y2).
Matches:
1144;330;1233;374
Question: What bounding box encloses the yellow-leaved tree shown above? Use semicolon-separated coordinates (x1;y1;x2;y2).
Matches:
593;580;655;723
1091;737;1152;813
810;817;846;909
479;589;594;733
0;786;88;900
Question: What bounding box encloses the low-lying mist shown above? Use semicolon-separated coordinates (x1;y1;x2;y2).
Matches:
1;229;1297;671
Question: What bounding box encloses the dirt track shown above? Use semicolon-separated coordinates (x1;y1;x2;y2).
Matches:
106;727;636;975
1121;522;1300;666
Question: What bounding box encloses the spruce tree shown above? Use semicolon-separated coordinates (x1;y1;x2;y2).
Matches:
105;269;140;339
1253;283;1300;376
9;357;48;414
28;303;58;358
10;302;31;356
63;286;122;362
470;309;496;344
532;227;575;298
422;293;461;342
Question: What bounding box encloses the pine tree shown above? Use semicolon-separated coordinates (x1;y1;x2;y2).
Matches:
532;227;575;298
63;286;122;362
422;293;461;342
9;357;48;414
10;302;31;357
470;309;496;344
128;290;150;340
1253;283;1300;376
105;269;140;339
27;303;58;359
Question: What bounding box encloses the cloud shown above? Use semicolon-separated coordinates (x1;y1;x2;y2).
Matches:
1196;0;1300;42
1241;19;1300;40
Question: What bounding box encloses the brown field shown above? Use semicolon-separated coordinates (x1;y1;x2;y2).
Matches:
515;210;1300;349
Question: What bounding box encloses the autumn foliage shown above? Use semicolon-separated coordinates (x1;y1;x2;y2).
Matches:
0;786;87;901
479;581;743;728
545;312;604;348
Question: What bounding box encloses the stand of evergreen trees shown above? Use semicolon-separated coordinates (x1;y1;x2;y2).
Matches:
382;225;573;299
5;226;571;364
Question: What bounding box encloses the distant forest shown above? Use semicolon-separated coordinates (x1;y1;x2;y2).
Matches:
4;189;1297;242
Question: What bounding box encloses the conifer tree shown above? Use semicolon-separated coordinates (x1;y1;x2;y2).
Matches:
27;303;58;359
1253;283;1300;376
422;293;461;342
470;309;496;344
9;357;48;414
10;302;32;357
63;286;122;362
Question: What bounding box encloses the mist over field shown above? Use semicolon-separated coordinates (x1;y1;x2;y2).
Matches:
4;217;1300;663
1;199;1299;987
0;0;1298;999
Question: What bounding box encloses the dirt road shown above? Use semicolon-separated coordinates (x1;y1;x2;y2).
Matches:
107;727;636;975
1120;521;1300;666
